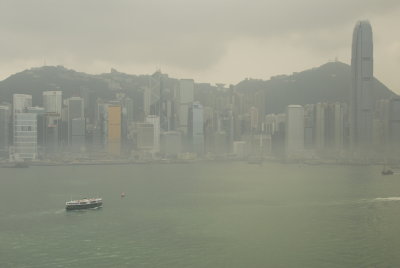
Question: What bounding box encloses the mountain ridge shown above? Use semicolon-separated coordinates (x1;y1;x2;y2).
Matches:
0;61;396;114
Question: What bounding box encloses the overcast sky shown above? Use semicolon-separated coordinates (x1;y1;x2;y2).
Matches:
0;0;399;92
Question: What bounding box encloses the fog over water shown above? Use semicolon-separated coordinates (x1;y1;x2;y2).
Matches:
2;163;400;267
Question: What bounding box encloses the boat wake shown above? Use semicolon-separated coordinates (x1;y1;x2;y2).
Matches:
373;197;400;202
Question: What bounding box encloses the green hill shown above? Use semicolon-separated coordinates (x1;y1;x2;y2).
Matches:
0;62;396;114
236;61;396;114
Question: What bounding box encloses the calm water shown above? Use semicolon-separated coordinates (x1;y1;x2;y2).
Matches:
1;162;400;267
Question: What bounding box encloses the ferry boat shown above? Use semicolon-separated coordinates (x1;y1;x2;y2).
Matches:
65;198;103;211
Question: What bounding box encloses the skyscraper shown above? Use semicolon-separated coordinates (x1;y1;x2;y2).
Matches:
285;105;304;158
107;104;122;155
13;94;32;113
66;97;85;151
146;115;160;153
0;104;11;156
188;102;204;155
350;20;374;150
43;91;62;115
178;79;194;134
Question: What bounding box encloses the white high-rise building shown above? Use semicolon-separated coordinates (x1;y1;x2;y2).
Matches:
146;115;160;153
12;94;35;160
350;21;374;150
285;105;304;157
13;113;37;160
43;91;62;114
13;94;32;113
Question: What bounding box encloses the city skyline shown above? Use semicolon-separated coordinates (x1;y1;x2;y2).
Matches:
0;1;400;93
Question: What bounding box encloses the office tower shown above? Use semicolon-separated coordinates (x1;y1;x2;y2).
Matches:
121;97;134;151
13;94;32;113
178;79;194;134
188;102;204;155
13;113;37;160
220;109;234;153
43;91;62;114
66;97;85;151
285;105;304;157
303;104;315;150
250;106;259;131
388;98;400;153
332;103;346;151
70;118;86;152
67;97;84;121
146;115;160;153
314;103;326;150
161;131;182;156
143;87;151;117
12;94;35;160
136;123;155;151
107;105;122;155
350;21;374;150
0;104;11;156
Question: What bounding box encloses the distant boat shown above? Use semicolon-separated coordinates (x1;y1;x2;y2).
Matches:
1;161;29;168
382;166;394;176
14;161;29;168
65;198;103;211
121;192;126;198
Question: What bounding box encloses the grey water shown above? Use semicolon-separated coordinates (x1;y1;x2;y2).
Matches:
1;162;400;267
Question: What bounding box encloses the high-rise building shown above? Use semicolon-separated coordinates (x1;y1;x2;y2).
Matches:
66;97;85;150
146;115;160;153
136;123;155;151
67;97;84;121
13;94;32;113
13;113;37;160
107;105;122;155
314;103;326;151
388;98;400;154
0;104;11;156
12;94;34;159
350;21;374;150
285;105;304;157
43;91;62;115
178;79;194;134
188;102;204;155
161;131;182;156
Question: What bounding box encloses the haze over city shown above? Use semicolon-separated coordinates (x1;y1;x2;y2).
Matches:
1;0;400;92
3;2;400;268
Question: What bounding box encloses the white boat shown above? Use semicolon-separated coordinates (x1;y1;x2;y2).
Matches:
65;198;103;210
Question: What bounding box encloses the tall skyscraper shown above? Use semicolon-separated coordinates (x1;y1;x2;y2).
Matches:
285;105;304;157
66;97;85;151
178;79;194;134
188;102;204;155
146;115;160;153
43;91;62;115
107;105;122;155
0;104;11;156
350;20;374;150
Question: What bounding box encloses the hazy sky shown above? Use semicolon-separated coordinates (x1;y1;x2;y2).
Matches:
1;0;399;92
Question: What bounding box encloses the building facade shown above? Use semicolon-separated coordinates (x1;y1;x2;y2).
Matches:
350;21;374;151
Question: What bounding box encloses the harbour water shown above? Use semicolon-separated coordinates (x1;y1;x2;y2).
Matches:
1;162;400;267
